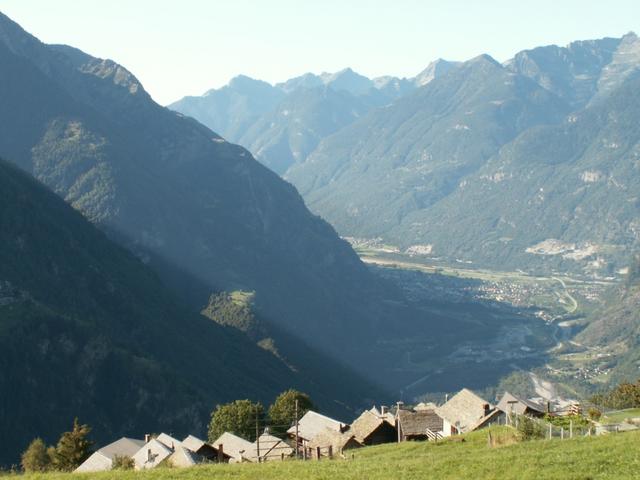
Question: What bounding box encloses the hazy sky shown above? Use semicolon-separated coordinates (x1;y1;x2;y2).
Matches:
1;0;638;104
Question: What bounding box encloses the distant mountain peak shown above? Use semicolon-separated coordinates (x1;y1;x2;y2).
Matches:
414;58;460;86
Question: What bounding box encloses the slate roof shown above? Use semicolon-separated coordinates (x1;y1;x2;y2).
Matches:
397;409;444;436
156;433;182;450
287;410;346;442
182;434;206;453
75;437;146;473
167;445;201;468
307;427;361;453
132;438;173;470
435;388;493;433
497;392;546;416
212;432;255;462
350;409;397;443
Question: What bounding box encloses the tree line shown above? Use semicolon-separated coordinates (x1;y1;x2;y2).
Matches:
19;389;313;473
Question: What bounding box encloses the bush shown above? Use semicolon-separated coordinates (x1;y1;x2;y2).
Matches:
21;438;51;472
112;455;135;470
516;416;545;441
588;407;602;421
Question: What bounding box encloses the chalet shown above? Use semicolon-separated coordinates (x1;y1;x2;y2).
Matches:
497;392;546;419
397;408;446;441
75;437;145;473
212;432;256;463
252;431;294;462
286;410;348;449
436;388;501;435
349;408;397;445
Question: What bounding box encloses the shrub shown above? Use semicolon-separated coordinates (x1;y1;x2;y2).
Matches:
516;416;545;441
112;455;135;470
21;438;51;472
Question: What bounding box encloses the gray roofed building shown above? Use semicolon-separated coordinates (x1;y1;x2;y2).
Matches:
286;410;347;445
253;431;294;462
182;434;231;463
132;438;173;470
497;392;546;418
156;433;182;450
75;437;146;473
349;409;397;445
167;445;202;468
397;409;444;440
435;388;494;434
212;432;255;463
307;427;361;457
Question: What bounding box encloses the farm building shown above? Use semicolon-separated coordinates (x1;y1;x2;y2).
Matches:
252;431;294;462
75;437;145;473
182;434;231;463
132;438;174;470
397;408;446;441
307;428;361;458
286;410;348;449
436;388;500;434
497;392;546;418
350;408;398;445
212;432;256;463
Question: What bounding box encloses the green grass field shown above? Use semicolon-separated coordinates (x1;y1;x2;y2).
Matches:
17;427;640;480
602;408;640;424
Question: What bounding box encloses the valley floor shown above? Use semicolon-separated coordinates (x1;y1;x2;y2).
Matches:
19;427;640;480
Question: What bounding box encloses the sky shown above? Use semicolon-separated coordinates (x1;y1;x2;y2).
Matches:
0;0;638;105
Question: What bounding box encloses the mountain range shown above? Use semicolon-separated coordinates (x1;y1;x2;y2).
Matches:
173;34;640;277
0;156;379;465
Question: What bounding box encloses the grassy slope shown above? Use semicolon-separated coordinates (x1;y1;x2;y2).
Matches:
21;428;640;480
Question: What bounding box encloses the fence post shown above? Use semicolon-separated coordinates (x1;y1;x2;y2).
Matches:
561;427;564;440
328;445;333;459
548;423;552;440
569;420;573;439
316;447;321;461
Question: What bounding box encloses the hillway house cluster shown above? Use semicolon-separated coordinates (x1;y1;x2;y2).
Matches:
74;387;593;473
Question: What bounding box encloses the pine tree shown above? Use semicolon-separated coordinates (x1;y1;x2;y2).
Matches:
20;438;51;472
51;418;94;471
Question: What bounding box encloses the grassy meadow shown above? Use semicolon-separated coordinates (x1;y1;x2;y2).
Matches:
15;427;640;480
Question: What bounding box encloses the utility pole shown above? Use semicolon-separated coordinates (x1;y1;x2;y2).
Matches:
255;407;260;463
396;401;404;443
295;399;299;459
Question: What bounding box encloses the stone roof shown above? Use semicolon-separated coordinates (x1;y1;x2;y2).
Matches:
167;446;201;468
181;434;206;453
287;410;346;442
350;410;396;443
97;437;146;460
156;433;182;450
307;427;361;452
212;432;255;462
132;438;173;470
253;432;293;461
497;392;546;416
435;388;493;433
397;409;444;436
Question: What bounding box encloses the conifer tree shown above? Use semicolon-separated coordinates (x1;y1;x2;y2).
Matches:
20;438;51;472
51;418;94;471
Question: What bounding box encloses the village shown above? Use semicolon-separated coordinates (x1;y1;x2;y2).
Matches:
73;387;629;473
